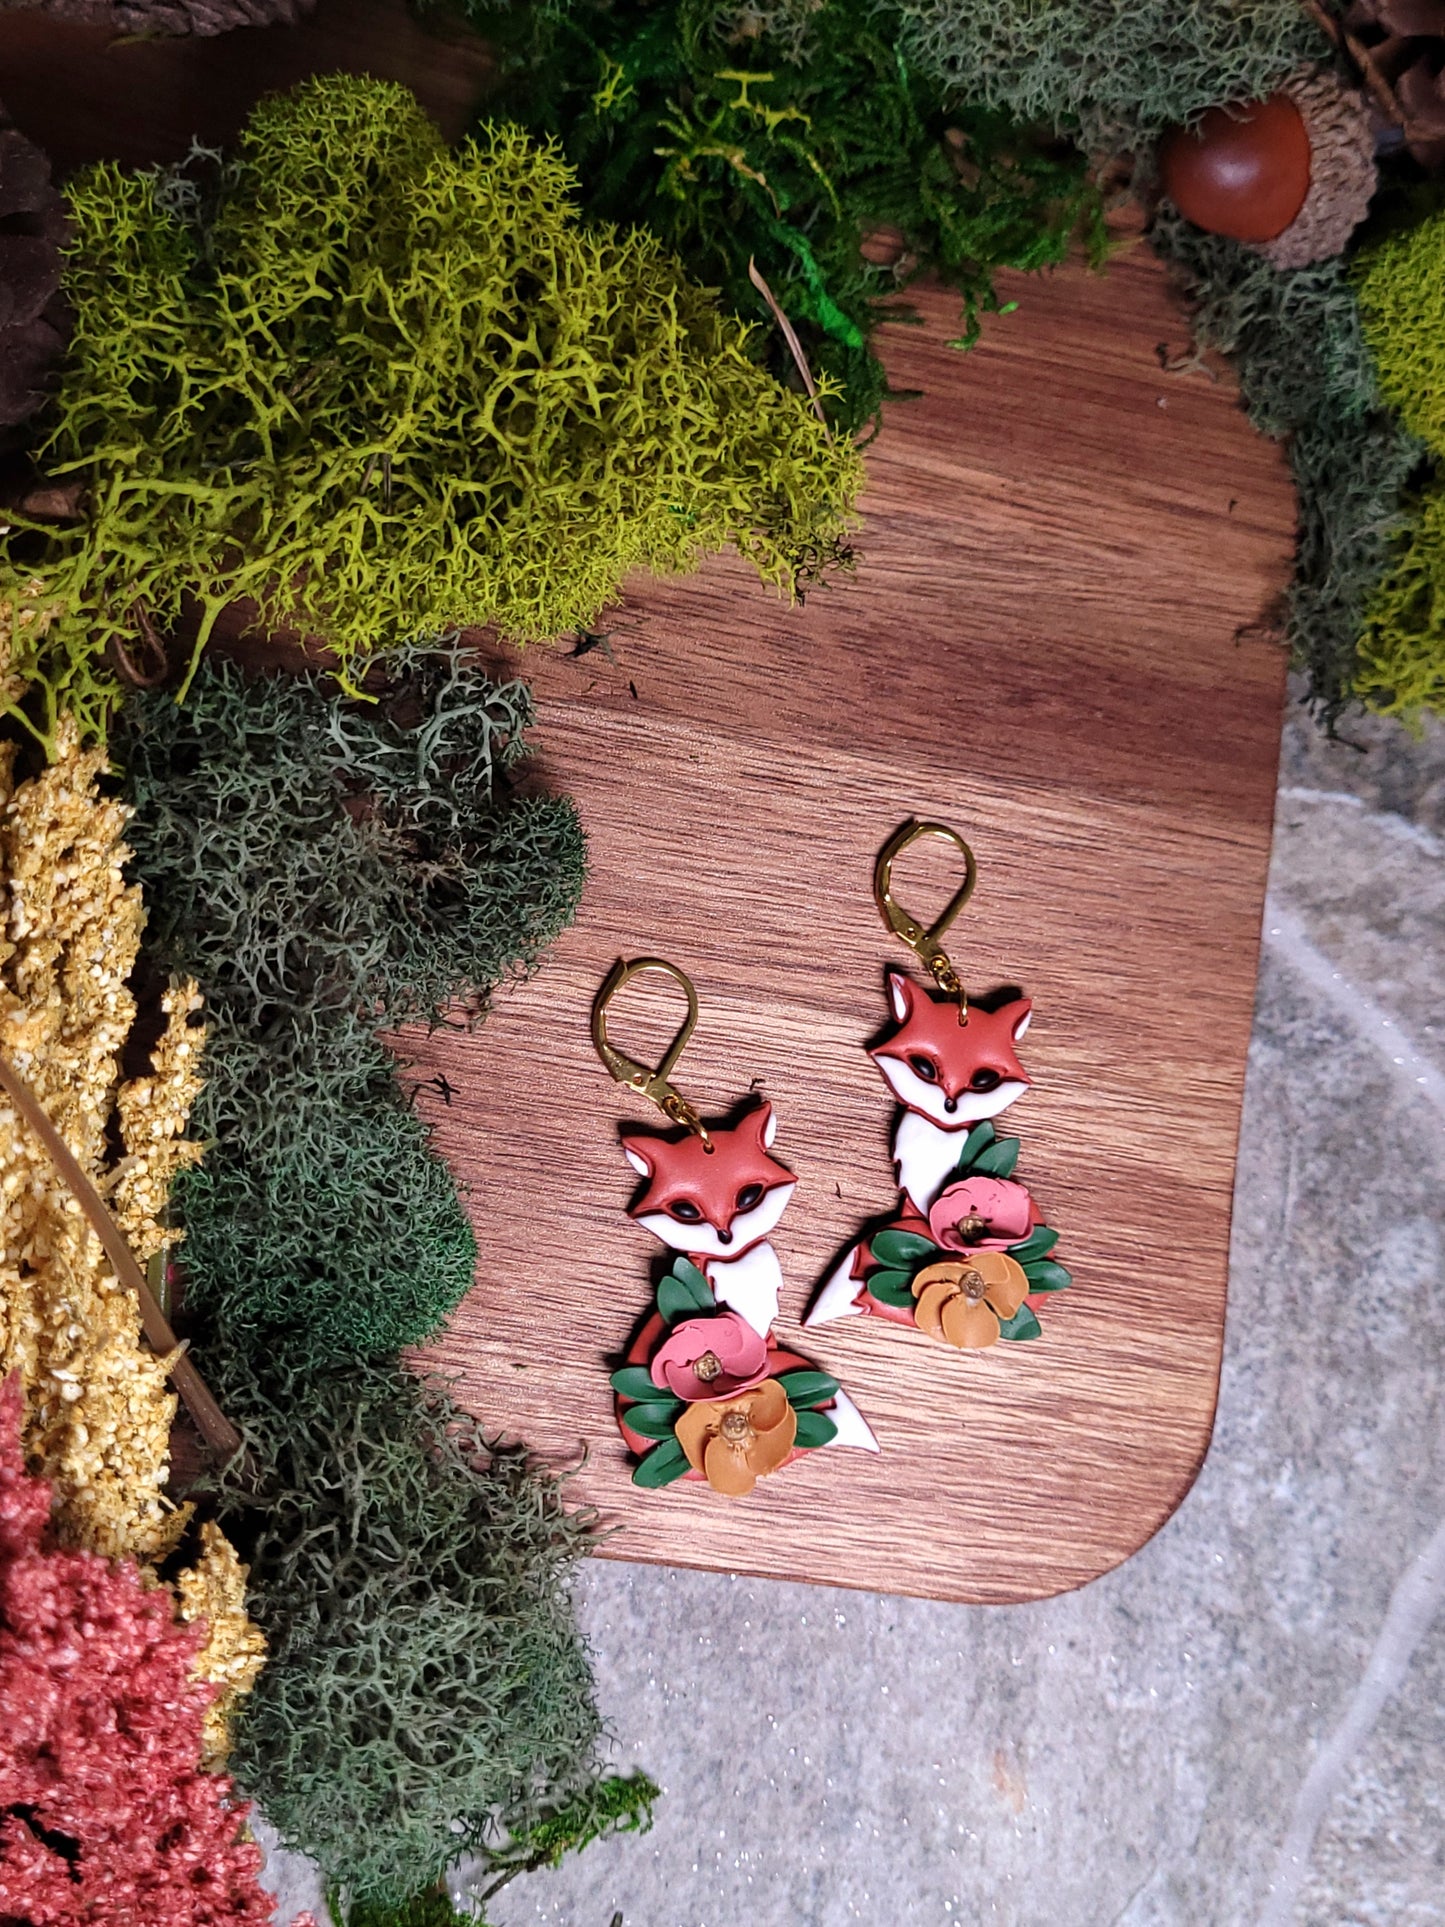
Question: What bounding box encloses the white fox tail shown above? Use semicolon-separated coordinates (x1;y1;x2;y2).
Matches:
804;1246;864;1328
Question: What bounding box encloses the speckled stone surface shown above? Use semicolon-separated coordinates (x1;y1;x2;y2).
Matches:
260;692;1445;1927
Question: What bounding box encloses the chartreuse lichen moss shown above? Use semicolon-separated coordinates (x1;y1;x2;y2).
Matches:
464;0;1104;435
1353;198;1445;716
2;72;859;743
117;647;584;1366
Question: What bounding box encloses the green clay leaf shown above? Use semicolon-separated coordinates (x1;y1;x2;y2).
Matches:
997;1304;1043;1341
1021;1259;1072;1292
777;1370;840;1407
792;1410;838;1450
657;1271;713;1323
1008;1226;1059;1263
970;1136;1020;1178
622;1402;685;1441
870;1229;936;1268
632;1438;691;1487
865;1268;915;1309
951;1121;996;1174
610;1365;664;1400
670;1256;712;1301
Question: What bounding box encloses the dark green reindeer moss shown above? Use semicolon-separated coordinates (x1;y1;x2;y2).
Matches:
1152;211;1425;722
2;73;859;745
117;646;583;1365
119;648;618;1899
213;1351;612;1906
463;0;1104;436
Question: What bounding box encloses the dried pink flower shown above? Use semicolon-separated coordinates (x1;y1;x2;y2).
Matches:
0;1373;302;1922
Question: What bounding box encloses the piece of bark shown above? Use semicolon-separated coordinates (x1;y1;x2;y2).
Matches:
0;103;68;439
0;0;318;32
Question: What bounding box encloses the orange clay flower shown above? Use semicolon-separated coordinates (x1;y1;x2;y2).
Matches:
673;1378;798;1496
911;1253;1030;1349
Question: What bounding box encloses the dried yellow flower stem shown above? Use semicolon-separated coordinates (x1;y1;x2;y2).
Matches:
0;709;262;1747
177;1521;269;1770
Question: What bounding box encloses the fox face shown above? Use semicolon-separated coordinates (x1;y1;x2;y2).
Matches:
621;1100;797;1259
870;969;1031;1130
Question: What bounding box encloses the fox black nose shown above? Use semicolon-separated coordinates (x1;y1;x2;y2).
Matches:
718;1228;734;1245
944;1096;958;1114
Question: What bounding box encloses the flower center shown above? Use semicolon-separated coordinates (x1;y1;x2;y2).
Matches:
961;1267;988;1302
719;1409;753;1445
693;1350;723;1383
955;1212;988;1242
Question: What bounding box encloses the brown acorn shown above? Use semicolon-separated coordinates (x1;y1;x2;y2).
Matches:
1157;94;1313;243
1159;69;1378;269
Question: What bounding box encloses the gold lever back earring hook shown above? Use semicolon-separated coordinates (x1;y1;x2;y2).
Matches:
591;956;714;1149
873;819;978;1019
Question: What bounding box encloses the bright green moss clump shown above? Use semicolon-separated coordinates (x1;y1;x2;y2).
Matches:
467;0;1104;435
117;647;583;1365
1356;199;1445;450
1354;199;1445;715
3;73;859;742
1355;484;1445;715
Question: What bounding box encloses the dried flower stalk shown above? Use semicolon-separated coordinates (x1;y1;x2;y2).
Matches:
0;702;261;1749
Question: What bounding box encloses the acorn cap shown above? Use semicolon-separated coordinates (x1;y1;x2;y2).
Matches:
1257;67;1378;269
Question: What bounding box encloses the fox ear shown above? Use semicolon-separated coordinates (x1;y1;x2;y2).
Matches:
620;1133;655;1179
751;1099;778;1150
885;968;914;1024
1010;1000;1032;1041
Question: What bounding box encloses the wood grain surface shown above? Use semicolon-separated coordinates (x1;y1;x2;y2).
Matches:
406;256;1297;1604
0;0;1296;1599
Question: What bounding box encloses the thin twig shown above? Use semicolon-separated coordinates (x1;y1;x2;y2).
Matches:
748;256;832;439
0;1052;241;1462
111;605;172;688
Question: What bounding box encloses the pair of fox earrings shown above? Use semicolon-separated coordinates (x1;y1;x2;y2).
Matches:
590;820;1073;1498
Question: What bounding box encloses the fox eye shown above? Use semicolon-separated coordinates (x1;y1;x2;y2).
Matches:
668;1199;703;1222
735;1183;765;1211
969;1068;1003;1093
908;1054;939;1084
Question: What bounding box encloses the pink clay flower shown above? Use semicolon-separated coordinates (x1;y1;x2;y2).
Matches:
928;1176;1034;1252
650;1310;770;1402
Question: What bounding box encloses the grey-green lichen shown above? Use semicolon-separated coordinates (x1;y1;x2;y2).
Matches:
895;0;1327;150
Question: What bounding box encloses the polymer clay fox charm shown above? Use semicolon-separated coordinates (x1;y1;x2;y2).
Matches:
592;957;878;1494
806;822;1072;1348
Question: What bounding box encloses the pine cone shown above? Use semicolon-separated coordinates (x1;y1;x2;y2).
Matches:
0;101;68;443
1342;0;1445;167
0;0;318;33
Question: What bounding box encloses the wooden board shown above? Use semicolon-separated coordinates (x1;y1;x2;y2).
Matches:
405;257;1296;1605
0;0;1294;1598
